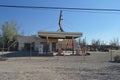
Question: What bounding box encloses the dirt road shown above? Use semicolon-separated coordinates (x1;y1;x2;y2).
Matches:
0;52;120;80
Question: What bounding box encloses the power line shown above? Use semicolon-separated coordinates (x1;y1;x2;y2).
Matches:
63;9;120;14
1;4;120;12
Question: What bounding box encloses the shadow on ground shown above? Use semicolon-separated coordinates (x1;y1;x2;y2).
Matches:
1;52;53;58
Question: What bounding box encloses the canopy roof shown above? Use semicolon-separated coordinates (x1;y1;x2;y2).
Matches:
38;31;82;39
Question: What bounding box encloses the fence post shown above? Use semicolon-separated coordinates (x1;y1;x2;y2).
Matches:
2;36;4;57
110;50;113;61
29;43;32;59
72;37;74;55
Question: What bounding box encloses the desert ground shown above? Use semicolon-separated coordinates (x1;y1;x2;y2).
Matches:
0;52;120;80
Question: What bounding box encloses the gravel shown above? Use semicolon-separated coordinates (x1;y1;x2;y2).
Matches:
0;52;120;80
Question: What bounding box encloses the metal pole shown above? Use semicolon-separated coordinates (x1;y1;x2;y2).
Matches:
110;50;113;61
29;43;32;59
2;35;4;57
84;37;86;61
66;39;67;53
72;37;74;54
46;36;48;54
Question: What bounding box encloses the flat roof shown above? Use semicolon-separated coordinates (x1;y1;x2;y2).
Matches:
38;31;82;39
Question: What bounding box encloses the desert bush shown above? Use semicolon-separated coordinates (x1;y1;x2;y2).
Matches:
0;57;7;61
114;55;120;63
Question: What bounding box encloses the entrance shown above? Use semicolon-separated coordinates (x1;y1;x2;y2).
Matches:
24;43;30;51
40;42;49;53
24;43;35;51
52;43;56;52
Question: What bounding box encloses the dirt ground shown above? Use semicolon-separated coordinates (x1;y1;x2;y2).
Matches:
0;52;120;80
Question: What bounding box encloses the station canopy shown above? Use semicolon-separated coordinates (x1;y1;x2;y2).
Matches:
38;31;82;39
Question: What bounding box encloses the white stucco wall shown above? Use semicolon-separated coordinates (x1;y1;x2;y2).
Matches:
17;35;58;51
17;35;40;51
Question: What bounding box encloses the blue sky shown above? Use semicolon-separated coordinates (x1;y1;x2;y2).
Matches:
0;0;120;44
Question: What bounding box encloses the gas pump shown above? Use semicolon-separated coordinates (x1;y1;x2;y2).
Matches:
56;44;63;56
76;45;81;56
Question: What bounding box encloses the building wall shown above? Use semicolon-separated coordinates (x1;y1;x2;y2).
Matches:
17;35;58;52
17;35;39;51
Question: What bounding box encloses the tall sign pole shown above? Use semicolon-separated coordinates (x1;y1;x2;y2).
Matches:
59;10;64;32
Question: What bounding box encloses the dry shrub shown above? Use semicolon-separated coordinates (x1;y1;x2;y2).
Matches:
114;55;120;63
0;57;7;61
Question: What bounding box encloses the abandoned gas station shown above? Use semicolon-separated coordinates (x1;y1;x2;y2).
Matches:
17;31;82;54
17;10;82;55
